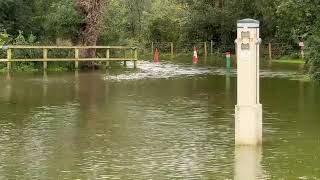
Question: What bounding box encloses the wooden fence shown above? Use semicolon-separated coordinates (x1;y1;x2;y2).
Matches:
0;45;138;70
261;43;301;60
149;41;212;56
147;41;300;60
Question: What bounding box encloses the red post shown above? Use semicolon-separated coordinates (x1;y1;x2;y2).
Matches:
154;48;159;64
193;47;198;64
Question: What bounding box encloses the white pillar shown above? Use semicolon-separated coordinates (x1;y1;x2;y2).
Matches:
234;146;263;180
235;19;262;145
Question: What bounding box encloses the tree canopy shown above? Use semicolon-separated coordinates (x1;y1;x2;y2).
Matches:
1;0;318;47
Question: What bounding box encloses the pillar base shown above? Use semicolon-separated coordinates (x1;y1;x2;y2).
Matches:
234;146;263;180
235;104;262;145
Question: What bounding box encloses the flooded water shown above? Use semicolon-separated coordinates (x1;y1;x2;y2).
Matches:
0;61;319;179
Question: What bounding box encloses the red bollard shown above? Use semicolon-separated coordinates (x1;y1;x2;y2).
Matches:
193;46;198;64
154;48;159;64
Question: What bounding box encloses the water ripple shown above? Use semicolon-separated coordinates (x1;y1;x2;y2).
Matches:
104;61;304;81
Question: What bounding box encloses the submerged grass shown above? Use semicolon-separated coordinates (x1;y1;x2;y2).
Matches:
272;58;305;64
289;74;311;82
0;61;129;72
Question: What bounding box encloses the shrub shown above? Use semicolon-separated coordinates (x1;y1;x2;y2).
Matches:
305;35;320;80
0;31;73;71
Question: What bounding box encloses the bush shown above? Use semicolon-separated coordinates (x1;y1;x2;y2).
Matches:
0;31;74;71
0;31;12;58
305;35;320;80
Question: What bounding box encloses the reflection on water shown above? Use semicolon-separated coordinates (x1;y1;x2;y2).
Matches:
0;61;319;179
1;72;12;102
234;146;268;180
105;61;304;81
105;61;221;81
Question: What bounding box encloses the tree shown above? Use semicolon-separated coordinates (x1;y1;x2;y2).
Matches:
0;0;35;35
305;35;320;80
146;0;182;43
75;0;107;57
43;0;83;43
276;0;320;44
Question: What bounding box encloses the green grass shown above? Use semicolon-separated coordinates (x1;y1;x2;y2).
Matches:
289;74;311;82
0;64;68;72
272;58;305;64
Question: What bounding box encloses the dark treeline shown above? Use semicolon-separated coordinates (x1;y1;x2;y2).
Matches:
0;0;320;78
1;0;319;46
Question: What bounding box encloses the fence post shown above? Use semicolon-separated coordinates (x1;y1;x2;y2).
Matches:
301;48;305;59
106;48;110;68
170;42;174;56
7;48;11;71
134;48;138;69
211;40;213;55
43;48;48;70
204;42;208;57
151;42;154;55
75;48;79;69
268;42;272;61
123;49;127;67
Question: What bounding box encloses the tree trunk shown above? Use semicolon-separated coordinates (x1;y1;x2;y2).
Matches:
75;0;106;60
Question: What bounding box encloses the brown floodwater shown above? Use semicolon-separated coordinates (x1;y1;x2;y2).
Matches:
0;61;319;179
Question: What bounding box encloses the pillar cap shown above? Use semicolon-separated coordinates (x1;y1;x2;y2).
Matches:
237;19;260;28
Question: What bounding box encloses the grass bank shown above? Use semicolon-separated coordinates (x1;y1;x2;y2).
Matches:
272;58;305;64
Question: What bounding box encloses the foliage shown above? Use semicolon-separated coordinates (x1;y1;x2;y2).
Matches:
44;0;84;42
0;31;11;58
0;31;74;71
0;0;35;35
0;30;11;45
276;0;320;44
148;17;180;43
305;35;320;80
2;0;317;47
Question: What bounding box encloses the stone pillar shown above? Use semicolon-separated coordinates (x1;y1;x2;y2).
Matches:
235;19;262;145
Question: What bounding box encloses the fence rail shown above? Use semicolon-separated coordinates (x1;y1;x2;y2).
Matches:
148;41;213;56
3;45;136;49
1;45;138;70
146;41;300;60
